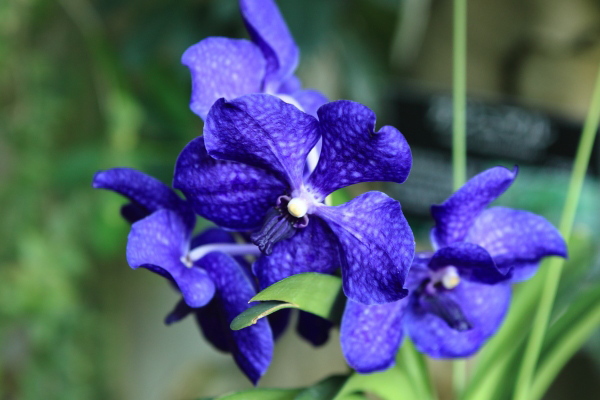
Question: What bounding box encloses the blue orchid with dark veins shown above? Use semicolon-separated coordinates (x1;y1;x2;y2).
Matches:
93;168;273;384
174;94;415;305
340;166;567;372
182;0;327;120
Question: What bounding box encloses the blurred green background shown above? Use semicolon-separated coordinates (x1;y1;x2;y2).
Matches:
1;0;599;399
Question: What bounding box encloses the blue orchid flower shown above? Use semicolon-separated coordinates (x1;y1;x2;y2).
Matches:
174;94;415;305
182;0;327;120
340;166;567;372
93;168;273;384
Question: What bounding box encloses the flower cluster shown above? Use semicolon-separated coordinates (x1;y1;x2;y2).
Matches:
93;0;567;384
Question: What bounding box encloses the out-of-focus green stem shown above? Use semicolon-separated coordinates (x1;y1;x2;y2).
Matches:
398;340;434;400
452;0;467;191
512;63;600;400
453;0;468;396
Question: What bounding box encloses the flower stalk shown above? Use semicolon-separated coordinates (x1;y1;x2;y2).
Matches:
452;0;468;396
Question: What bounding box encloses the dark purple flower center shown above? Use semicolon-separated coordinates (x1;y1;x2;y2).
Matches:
251;195;309;255
418;268;472;332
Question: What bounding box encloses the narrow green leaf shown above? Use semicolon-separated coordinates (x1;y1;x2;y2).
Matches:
217;388;302;400
294;375;348;400
397;340;434;400
251;273;345;322
529;287;600;400
230;301;297;330
463;284;600;400
542;284;600;351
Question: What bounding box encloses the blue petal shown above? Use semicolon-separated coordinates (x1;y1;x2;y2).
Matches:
126;210;215;308
466;207;567;282
278;75;302;94
239;0;299;91
200;252;274;384
429;243;508;284
204;94;319;189
173;136;287;231
316;192;415;304
307;101;412;199
93;168;194;229
406;280;511;358
164;298;193;325
296;311;333;347
182;37;266;119
195;300;231;353
431;166;517;248
252;217;339;289
341;299;406;373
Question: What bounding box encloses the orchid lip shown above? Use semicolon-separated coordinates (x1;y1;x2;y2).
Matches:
419;267;472;332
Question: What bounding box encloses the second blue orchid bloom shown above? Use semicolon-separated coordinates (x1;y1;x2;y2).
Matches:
340;166;567;372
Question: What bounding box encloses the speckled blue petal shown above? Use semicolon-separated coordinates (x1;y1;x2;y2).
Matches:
204;94;319;189
307;101;412;199
431;166;517;248
341;299;406;373
406;279;511;358
93;168;194;229
296;311;333;347
174;136;286;231
429;243;508;284
181;37;266;119
200;252;274;384
126;210;215;308
252;217;339;289
467;207;567;282
317;192;415;304
240;0;299;91
293;89;329;118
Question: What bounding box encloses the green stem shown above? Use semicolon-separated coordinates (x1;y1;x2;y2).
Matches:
452;0;467;191
398;340;434;400
512;63;600;400
453;359;467;399
452;0;468;395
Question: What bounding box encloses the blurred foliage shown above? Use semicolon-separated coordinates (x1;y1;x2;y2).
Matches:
0;0;598;399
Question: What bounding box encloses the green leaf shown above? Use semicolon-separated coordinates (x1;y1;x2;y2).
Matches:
333;368;420;400
328;188;352;206
251;273;345;321
216;388;302;400
294;375;348;400
230;301;298;330
231;273;345;330
397;340;434;400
